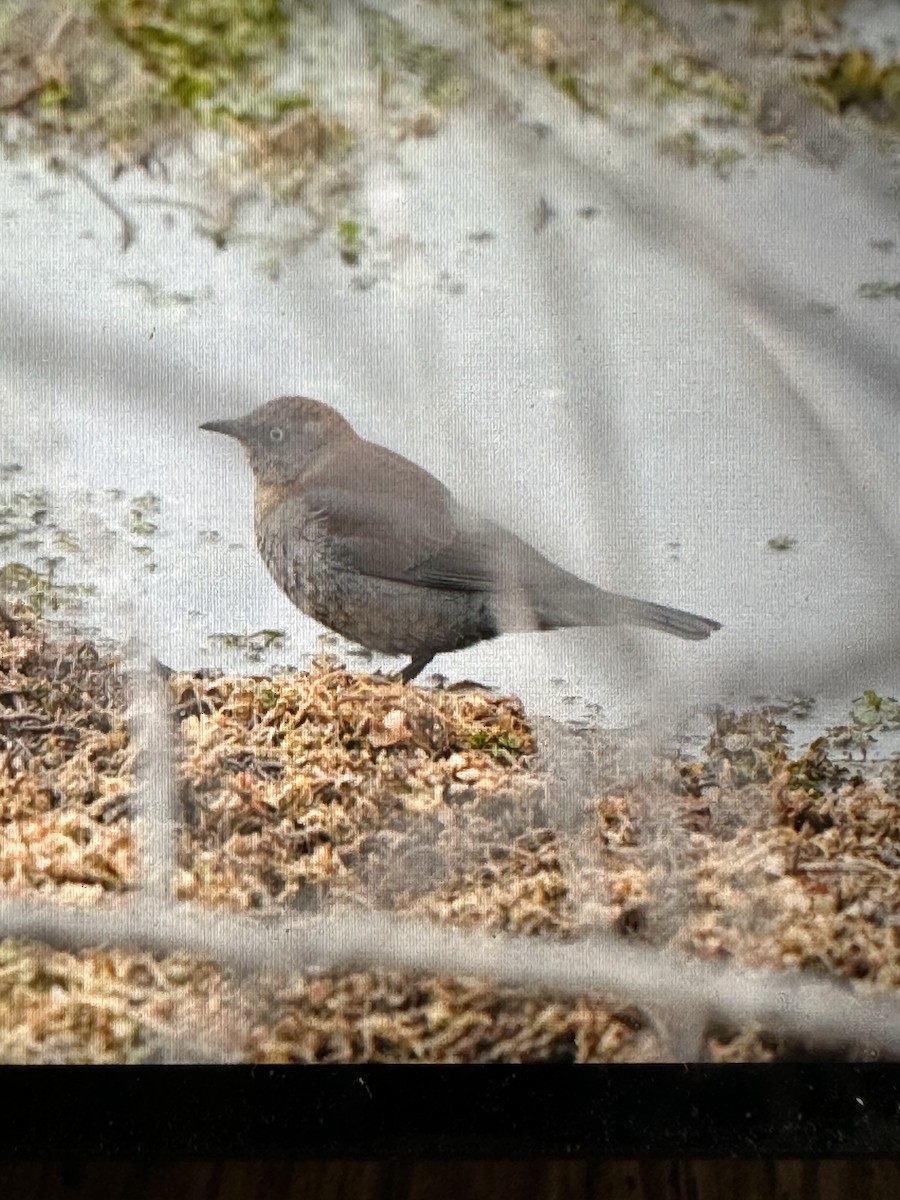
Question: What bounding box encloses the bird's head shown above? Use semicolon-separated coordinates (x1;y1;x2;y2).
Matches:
200;395;356;486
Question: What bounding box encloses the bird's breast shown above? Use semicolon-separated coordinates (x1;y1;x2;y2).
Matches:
254;499;338;620
253;483;288;526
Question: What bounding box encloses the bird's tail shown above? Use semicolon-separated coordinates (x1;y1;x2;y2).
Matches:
615;596;721;641
531;580;721;641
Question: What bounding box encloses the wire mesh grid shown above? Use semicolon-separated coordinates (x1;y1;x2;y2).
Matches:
1;0;900;1063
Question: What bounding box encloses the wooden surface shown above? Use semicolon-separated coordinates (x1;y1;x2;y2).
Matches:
2;1160;899;1200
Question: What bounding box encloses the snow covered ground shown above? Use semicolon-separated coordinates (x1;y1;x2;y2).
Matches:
1;0;898;744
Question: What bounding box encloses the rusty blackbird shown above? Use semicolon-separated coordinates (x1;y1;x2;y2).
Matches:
201;396;721;681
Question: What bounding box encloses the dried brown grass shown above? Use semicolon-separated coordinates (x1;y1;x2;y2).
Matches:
2;607;899;1062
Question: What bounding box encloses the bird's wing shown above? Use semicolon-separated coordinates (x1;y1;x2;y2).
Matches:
281;486;503;593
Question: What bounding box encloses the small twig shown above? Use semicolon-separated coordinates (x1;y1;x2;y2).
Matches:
48;155;137;252
43;11;75;55
0;712;53;727
800;859;896;877
0;83;44;113
132;197;216;219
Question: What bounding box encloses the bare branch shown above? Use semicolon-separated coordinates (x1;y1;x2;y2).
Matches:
48;156;137;252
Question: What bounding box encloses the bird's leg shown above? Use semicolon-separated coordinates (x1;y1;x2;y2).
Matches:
397;654;434;684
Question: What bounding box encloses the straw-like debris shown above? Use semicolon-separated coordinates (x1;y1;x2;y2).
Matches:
172;660;546;920
3;606;900;1062
248;970;654;1064
566;706;900;987
0;937;244;1064
0;605;135;898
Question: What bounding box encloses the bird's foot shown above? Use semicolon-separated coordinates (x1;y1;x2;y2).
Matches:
394;654;435;684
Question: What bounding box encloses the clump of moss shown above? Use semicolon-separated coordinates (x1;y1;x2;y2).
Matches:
93;0;289;112
6;600;900;1061
173;662;538;912
549;68;601;113
710;0;846;37
850;690;900;733
487;0;536;56
486;1;603;113
658;129;744;178
466;726;527;765
0;490;51;547
0;940;238;1064
806;48;900;128
784;735;858;800
648;56;748;114
858;280;900;301
700;709;789;790
336;218;363;266
0;606;134;893
129;492;160;537
0;0;356;227
0;561;96;619
607;0;666;34
207;629;286;663
240;106;357;202
363;7;467;111
679;694;900;1017
412;828;574;938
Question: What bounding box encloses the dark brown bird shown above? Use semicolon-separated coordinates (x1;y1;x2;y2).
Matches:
200;396;721;681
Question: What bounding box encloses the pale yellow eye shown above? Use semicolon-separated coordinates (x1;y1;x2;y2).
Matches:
270;427;284;443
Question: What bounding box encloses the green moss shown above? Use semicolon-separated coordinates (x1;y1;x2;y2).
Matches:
93;0;289;112
336;219;362;266
210;89;312;124
36;78;73;110
119;278;210;307
658;130;743;178
485;3;603;114
709;0;847;32
549;69;599;113
608;0;665;32
807;49;900;128
271;91;312;115
785;737;844;797
129;493;161;537
0;560;95;618
362;7;467;109
709;145;743;179
209;629;286;662
467;727;525;765
850;691;900;733
700;709;788;790
781;692;900;793
648;56;748;114
0;490;51;545
858;280;900;301
487;0;534;54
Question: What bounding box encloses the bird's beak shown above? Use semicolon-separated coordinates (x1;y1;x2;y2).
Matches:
200;417;245;440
